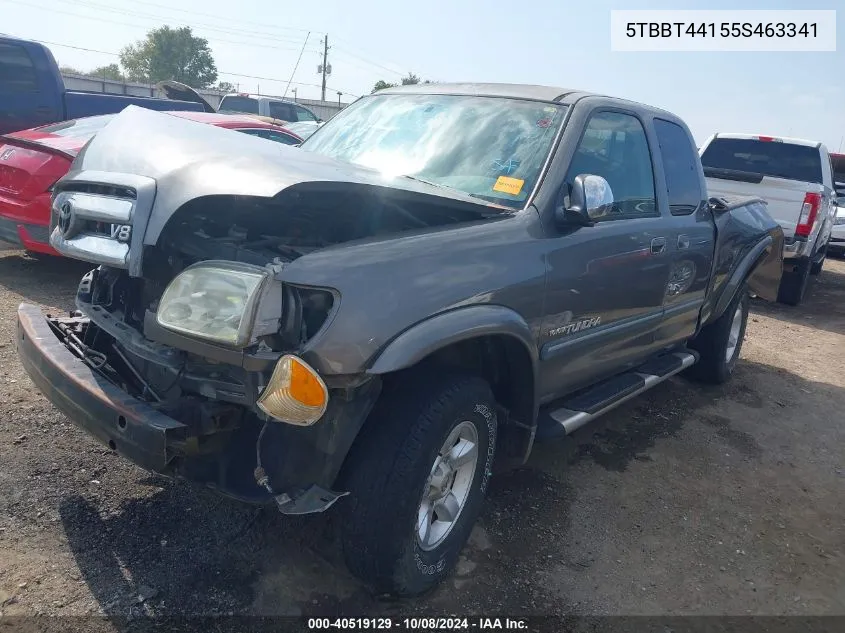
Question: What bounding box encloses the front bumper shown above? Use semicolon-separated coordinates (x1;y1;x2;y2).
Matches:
16;302;382;504
16;303;188;473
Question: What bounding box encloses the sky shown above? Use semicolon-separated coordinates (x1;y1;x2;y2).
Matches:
2;0;843;150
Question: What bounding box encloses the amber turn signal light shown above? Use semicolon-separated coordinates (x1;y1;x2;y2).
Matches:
257;355;328;426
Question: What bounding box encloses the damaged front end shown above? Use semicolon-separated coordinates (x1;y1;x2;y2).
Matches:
19;106;505;510
22;186;392;506
19;254;380;510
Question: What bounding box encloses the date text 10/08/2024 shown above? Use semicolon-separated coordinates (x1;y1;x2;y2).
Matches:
307;618;529;630
625;22;818;38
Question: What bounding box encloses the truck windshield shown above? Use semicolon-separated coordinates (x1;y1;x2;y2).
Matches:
219;96;259;115
301;93;567;209
701;138;823;185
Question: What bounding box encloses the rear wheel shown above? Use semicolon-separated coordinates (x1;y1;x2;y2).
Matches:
686;287;749;384
777;259;811;306
338;373;497;596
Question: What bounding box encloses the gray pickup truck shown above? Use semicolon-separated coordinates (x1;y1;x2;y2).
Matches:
17;84;784;596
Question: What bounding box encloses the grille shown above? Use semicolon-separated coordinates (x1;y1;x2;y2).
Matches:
48;173;156;275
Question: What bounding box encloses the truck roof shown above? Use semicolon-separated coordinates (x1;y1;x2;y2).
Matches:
712;132;823;149
375;83;682;120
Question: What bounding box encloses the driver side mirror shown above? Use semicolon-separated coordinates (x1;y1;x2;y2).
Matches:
556;174;614;228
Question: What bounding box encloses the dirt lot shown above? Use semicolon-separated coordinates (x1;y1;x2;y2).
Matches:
0;247;843;621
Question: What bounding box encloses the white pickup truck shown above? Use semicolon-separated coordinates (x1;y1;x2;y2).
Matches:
700;133;837;305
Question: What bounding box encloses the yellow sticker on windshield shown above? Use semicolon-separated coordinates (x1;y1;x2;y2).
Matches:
493;176;525;196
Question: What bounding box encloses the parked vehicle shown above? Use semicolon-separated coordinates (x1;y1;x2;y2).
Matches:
832;152;845;196
283;120;323;141
830;197;845;257
157;81;324;134
218;93;321;123
700;133;837;305
0;111;302;254
0;36;203;135
17;85;784;597
831;154;845;255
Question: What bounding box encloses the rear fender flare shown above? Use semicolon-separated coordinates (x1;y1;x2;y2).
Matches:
710;235;773;323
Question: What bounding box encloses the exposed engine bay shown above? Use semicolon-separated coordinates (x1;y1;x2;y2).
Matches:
57;187;497;421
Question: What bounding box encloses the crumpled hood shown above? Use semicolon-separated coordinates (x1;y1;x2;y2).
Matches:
64;106;503;246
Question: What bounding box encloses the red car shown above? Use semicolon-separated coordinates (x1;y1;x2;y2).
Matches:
0;111;302;256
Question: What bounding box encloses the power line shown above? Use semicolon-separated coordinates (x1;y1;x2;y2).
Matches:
283;33;310;100
0;0;321;54
331;36;410;77
27;37;360;97
57;0;322;48
130;0;316;36
6;0;424;84
102;0;318;36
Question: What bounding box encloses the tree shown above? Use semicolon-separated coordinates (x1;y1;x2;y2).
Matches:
215;81;236;93
59;65;83;75
372;73;433;93
372;80;397;93
90;64;124;81
120;26;217;88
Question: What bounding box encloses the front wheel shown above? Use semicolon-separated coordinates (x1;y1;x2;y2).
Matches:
338;373;497;596
686;287;749;384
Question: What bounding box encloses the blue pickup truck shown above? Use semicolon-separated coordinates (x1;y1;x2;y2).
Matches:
0;36;203;135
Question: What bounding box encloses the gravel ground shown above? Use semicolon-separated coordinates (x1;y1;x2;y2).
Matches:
0;248;843;621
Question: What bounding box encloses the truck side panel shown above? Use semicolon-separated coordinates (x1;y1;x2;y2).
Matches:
700;198;784;326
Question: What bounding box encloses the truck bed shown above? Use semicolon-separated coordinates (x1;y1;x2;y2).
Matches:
64;91;203;120
704;167;823;237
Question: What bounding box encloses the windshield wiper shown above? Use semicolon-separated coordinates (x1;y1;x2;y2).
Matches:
400;174;454;191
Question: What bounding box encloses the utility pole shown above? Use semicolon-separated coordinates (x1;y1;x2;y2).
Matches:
320;35;329;102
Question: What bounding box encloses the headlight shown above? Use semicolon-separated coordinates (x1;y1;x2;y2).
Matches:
834;212;845;226
156;260;280;347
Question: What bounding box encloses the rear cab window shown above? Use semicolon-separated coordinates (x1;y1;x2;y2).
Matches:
219;95;260;115
701;137;823;185
268;101;296;121
0;42;38;92
654;119;703;215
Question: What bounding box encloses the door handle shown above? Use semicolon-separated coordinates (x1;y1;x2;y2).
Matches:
677;234;690;250
651;237;667;254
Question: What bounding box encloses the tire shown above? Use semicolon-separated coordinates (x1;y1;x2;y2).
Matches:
686;287;749;384
777;259;811;306
337;372;497;596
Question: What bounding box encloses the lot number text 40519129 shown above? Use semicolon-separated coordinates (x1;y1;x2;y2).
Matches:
306;617;529;630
